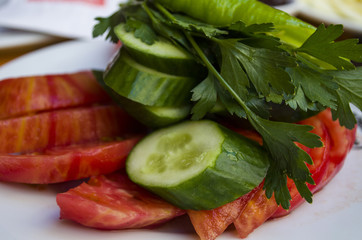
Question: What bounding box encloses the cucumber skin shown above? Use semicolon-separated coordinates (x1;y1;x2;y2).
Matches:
94;70;190;128
104;51;198;107
114;24;205;78
115;96;191;128
123;47;206;78
127;122;269;210
156;0;316;47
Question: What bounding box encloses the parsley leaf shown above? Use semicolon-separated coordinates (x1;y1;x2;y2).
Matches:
124;19;158;45
141;2;192;51
247;111;323;209
297;24;362;70
191;73;218;120
286;86;319;112
171;14;228;38
217;39;296;99
93;11;124;43
286;66;338;110
328;67;362;129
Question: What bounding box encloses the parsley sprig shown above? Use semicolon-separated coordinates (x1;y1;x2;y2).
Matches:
93;0;362;209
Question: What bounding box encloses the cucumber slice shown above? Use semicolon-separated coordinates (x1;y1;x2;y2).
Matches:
126;120;269;210
119;97;191;128
115;23;205;77
104;51;198;107
94;70;191;128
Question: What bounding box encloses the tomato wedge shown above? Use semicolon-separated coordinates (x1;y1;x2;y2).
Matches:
0;137;141;184
0;105;141;154
0;71;111;120
56;172;185;229
187;184;260;240
234;183;278;239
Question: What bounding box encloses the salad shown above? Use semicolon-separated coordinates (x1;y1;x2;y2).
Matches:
0;0;361;239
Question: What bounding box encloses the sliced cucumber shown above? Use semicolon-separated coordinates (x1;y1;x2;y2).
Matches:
126;120;269;210
119;97;191;128
115;23;205;77
104;51;198;107
94;70;190;128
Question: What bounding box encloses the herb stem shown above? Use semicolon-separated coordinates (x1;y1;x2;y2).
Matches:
154;2;177;22
184;31;252;116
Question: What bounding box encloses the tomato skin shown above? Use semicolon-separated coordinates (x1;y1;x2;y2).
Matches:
317;109;356;186
56;172;185;229
0;136;141;184
0;105;141;154
0;71;111;120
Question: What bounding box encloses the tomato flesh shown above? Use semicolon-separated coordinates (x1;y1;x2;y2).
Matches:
234;183;278;238
0;71;111;120
0;137;141;184
56;172;185;229
318;109;356;185
187;185;260;240
0;105;141;154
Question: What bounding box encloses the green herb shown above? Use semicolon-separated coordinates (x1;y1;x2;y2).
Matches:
124;18;158;45
93;10;124;43
93;0;362;209
296;24;362;70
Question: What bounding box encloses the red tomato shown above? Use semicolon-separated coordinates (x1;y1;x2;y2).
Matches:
0;136;141;184
234;183;278;238
56;172;185;229
0;71;111;120
317;109;356;186
0;105;141;154
187;185;260;240
272;113;331;217
272;109;356;218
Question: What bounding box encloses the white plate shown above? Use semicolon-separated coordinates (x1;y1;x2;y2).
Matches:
0;27;60;51
0;41;361;240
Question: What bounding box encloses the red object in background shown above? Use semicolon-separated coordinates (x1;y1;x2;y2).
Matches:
28;0;105;6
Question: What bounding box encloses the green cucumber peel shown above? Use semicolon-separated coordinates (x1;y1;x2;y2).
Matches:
104;51;198;107
93;70;191;128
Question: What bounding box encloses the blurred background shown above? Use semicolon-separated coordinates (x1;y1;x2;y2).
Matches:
0;0;361;65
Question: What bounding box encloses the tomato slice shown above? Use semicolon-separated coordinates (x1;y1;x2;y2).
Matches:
318;109;357;186
272;113;331;217
0;136;141;184
187;185;259;240
0;105;142;154
272;109;356;218
56;172;185;229
234;183;278;238
0;71;111;120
